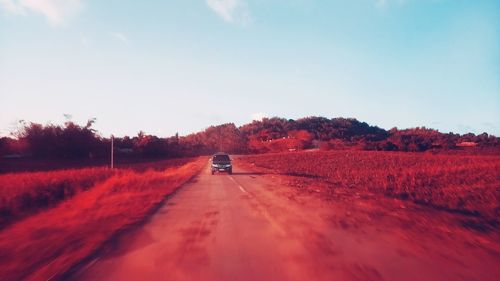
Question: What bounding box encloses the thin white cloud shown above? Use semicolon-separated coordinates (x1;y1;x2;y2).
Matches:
0;0;24;14
206;0;251;24
0;0;83;26
111;32;129;45
251;112;267;121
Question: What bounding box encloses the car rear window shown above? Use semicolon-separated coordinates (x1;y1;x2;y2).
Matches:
213;154;230;161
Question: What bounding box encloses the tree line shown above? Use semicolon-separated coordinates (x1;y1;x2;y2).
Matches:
1;116;498;159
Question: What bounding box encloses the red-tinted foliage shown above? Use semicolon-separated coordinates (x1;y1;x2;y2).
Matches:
2;117;498;163
241;151;500;221
0;157;207;281
0;168;114;227
0;158;197;228
248;130;313;153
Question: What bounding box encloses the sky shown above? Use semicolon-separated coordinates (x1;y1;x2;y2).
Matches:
0;0;499;137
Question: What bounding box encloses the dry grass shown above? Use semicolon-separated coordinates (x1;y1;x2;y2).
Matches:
241;151;500;221
0;168;115;227
0;157;207;281
0;158;195;228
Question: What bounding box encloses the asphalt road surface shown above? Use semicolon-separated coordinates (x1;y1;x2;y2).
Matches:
72;162;499;281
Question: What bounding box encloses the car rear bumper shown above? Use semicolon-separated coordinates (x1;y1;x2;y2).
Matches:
211;166;232;172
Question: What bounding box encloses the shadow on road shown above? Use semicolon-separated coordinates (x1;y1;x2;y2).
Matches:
231;172;268;176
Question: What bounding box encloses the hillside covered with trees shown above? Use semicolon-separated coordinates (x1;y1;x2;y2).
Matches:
1;117;498;164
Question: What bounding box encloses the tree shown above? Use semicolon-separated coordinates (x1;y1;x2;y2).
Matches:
13;119;104;159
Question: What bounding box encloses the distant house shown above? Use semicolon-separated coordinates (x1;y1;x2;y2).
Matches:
456;141;477;147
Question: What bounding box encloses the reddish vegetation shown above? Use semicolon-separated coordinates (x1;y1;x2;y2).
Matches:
247;130;313;152
0;158;194;227
2;117;498;166
0;157;206;281
0;168;114;227
0;157;194;174
240;151;500;223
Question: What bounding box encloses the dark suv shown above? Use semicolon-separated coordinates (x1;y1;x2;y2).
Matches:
211;153;232;175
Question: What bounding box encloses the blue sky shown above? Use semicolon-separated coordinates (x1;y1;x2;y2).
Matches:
0;0;499;137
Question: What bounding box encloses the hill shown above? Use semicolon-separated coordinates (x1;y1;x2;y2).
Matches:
1;116;498;171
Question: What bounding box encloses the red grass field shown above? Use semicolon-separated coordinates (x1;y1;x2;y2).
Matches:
0;158;194;228
1;151;498;280
240;151;500;222
0;168;115;227
0;157;207;281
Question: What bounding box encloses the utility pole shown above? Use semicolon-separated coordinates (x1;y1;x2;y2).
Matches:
219;128;222;152
111;134;114;169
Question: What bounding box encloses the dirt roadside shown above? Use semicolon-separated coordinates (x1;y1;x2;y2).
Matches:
234;157;500;280
71;157;500;281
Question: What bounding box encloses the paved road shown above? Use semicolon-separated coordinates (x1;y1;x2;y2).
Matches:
72;162;499;281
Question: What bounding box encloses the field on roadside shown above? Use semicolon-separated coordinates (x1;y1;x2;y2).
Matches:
240;151;500;222
0;168;115;227
0;157;207;281
0;157;196;174
0;158;194;228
